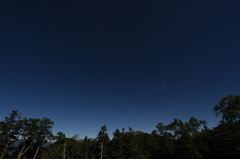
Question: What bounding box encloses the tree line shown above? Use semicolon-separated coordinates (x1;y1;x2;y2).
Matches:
0;94;240;159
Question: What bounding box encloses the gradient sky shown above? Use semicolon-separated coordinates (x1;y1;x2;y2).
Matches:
1;0;240;138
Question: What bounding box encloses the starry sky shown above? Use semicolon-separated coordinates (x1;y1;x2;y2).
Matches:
1;0;240;138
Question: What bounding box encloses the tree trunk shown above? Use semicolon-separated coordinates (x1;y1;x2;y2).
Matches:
17;144;30;159
85;151;88;159
100;142;103;159
63;142;66;159
0;139;11;159
33;146;40;159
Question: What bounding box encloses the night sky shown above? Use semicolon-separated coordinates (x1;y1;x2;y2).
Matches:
1;1;240;138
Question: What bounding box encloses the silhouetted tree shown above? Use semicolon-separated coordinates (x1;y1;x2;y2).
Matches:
214;94;240;123
96;125;110;159
156;117;208;159
110;128;125;159
0;110;21;158
14;117;54;159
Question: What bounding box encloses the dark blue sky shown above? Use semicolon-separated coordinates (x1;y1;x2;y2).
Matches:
1;0;240;138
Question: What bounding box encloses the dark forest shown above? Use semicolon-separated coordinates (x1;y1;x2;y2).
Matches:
1;94;240;159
